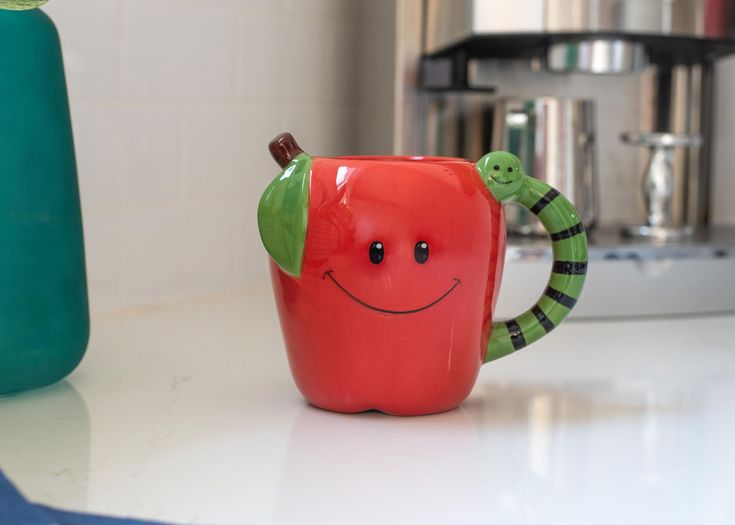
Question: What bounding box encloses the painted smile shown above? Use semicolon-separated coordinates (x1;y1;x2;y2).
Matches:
489;174;512;185
322;270;461;315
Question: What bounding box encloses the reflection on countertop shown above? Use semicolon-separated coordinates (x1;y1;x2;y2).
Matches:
1;285;734;524
0;381;90;509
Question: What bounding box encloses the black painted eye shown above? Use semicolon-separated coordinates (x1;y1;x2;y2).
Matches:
493;165;500;171
369;241;384;264
414;241;429;264
507;166;513;173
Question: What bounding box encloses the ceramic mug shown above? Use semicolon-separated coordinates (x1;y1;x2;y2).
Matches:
258;133;587;416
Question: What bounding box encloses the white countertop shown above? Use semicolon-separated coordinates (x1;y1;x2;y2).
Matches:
2;285;735;525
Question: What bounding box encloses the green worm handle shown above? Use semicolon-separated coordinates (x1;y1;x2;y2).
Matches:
476;152;588;363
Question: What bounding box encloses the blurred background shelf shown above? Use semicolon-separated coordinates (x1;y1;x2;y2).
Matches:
507;225;735;262
498;226;735;320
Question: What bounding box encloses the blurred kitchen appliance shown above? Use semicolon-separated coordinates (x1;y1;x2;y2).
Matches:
420;0;735;236
384;0;735;317
489;97;597;235
621;131;703;240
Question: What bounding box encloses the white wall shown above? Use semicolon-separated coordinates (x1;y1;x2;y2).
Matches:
42;0;360;313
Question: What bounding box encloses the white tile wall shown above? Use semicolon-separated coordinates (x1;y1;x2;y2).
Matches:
120;205;237;304
54;1;123;99
43;0;360;313
122;1;237;100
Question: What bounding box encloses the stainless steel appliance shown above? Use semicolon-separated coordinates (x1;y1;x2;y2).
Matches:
421;0;735;237
381;0;735;317
620;131;703;240
489;97;597;235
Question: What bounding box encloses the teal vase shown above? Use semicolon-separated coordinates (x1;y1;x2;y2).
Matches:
0;9;89;394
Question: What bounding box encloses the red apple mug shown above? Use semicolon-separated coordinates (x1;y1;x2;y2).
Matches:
259;133;588;416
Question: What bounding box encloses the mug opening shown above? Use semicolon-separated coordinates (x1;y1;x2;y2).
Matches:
331;155;471;164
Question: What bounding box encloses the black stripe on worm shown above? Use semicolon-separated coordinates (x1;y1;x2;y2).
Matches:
530;188;560;215
545;286;578;309
505;318;526;351
552;261;588;275
550;222;585;242
532;304;555;333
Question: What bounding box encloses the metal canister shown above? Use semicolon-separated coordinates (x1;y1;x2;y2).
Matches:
490;97;598;236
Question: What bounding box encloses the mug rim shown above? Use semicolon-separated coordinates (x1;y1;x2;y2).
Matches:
329;155;471;164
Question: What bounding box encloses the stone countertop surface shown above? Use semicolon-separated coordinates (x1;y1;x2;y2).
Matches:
2;285;735;524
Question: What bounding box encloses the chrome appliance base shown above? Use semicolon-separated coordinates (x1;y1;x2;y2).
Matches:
621;224;694;242
507;225;735;262
496;226;735;320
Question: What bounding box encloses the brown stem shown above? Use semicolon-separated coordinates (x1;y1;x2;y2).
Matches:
269;132;305;168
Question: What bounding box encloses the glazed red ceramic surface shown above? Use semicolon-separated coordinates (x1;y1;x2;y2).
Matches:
270;156;506;415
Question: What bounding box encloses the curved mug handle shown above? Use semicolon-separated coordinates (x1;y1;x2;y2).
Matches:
476;152;588;363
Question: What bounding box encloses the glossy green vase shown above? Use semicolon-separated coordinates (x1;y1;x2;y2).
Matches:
0;9;89;394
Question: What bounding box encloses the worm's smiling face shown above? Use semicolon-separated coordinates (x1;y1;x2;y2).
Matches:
487;155;521;184
476;151;525;202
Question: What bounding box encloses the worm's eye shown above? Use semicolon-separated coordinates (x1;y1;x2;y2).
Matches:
369;241;384;264
507;166;513;173
493;165;500;171
414;241;429;264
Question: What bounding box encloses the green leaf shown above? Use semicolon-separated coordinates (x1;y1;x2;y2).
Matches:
0;0;48;10
257;153;312;277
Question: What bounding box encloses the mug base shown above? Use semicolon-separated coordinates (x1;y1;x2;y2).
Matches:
305;398;464;417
